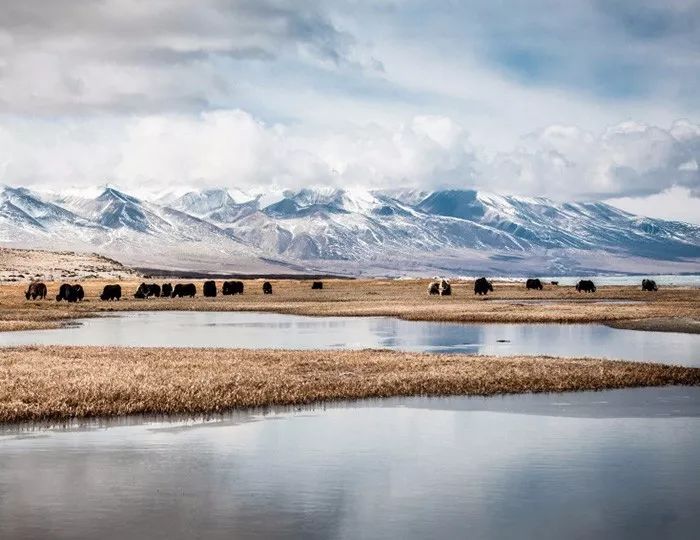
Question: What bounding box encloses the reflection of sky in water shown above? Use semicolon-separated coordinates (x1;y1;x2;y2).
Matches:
1;387;699;540
0;311;698;366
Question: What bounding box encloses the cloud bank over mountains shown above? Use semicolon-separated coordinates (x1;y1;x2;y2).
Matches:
2;112;698;205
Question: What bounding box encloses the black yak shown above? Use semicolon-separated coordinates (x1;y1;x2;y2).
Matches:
73;284;84;301
642;279;658;292
161;283;173;297
56;283;83;302
428;282;440;295
100;284;121;301
135;283;161;299
474;277;493;295
263;281;272;294
222;281;244;295
203;280;217;297
526;278;543;290
439;279;451;296
576;280;596;293
25;282;47;300
172;283;196;298
56;283;74;302
311;281;323;290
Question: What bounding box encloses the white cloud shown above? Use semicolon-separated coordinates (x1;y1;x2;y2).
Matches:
483;120;700;199
2;110;698;208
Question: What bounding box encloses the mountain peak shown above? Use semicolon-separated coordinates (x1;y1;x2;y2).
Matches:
97;187;141;205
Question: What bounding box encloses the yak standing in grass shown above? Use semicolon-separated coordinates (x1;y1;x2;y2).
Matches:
161;283;173;297
172;283;196;298
73;284;84;301
474;277;493;295
56;283;74;302
222;281;244;295
25;282;47;300
311;281;323;290
56;283;83;302
100;284;121;301
56;283;73;302
576;280;596;293
642;279;658;292
135;283;161;299
263;281;272;294
526;278;543;290
439;279;451;296
203;280;217;297
428;282;440;295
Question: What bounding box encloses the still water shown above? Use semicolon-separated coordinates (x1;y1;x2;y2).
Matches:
1;387;699;540
1;311;698;366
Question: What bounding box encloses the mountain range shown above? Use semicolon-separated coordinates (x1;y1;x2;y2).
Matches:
1;184;698;276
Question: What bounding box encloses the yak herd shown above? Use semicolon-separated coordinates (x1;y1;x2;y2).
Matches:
22;279;284;302
427;276;659;296
23;277;661;302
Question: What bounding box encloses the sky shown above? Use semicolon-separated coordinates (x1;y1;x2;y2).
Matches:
0;0;699;223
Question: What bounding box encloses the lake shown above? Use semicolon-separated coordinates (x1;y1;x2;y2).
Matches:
1;311;698;366
1;386;699;540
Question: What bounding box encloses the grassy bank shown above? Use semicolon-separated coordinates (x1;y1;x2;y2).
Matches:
1;279;699;333
1;346;699;423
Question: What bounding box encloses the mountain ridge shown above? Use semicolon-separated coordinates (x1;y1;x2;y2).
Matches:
1;184;698;276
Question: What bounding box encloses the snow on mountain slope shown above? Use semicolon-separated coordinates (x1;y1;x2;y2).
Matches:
1;184;698;275
170;189;259;224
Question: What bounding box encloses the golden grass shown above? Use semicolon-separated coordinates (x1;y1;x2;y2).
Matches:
1;346;698;423
1;279;699;332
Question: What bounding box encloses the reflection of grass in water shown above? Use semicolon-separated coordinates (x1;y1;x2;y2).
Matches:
1;279;699;333
1;346;698;424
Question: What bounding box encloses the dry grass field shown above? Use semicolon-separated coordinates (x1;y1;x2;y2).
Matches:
1;278;699;333
2;345;698;423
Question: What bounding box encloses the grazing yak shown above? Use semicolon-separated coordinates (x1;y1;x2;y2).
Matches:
56;283;84;302
526;278;543;290
100;284;121;301
311;281;323;290
172;283;197;298
203;280;217;297
642;279;658;292
25;282;47;300
161;283;173;297
263;281;273;294
74;284;85;301
576;280;596;293
222;281;244;295
474;277;493;295
428;282;440;295
134;283;161;299
550;281;559;286
439;279;452;296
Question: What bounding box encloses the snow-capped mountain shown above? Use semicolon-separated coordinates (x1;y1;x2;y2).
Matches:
1;184;698;275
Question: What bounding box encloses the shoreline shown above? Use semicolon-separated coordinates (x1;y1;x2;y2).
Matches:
3;308;700;336
605;317;700;334
1;346;699;424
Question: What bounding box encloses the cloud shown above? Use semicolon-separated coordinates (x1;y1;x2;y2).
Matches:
2;109;697;203
443;0;700;101
484;121;700;199
0;0;362;114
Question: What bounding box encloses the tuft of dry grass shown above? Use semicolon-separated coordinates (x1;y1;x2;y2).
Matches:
1;279;699;333
1;346;698;424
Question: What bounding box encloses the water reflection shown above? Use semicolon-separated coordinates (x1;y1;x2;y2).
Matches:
1;387;699;540
1;311;698;366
